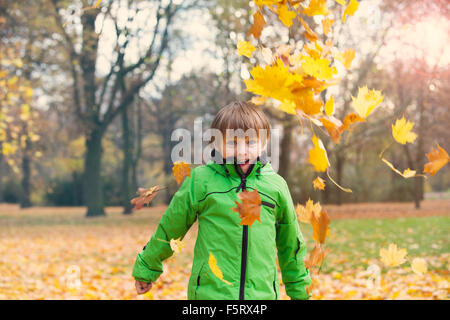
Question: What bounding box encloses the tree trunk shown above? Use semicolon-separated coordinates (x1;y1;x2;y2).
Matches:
121;106;133;214
278;121;295;182
414;89;425;209
84;128;105;217
20;126;32;208
335;152;345;206
0;144;3;202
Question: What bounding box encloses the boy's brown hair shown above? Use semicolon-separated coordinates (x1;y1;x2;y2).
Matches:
209;101;271;146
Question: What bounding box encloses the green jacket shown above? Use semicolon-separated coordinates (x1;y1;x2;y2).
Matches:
132;155;311;300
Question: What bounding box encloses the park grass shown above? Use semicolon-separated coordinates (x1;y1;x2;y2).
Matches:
300;216;449;273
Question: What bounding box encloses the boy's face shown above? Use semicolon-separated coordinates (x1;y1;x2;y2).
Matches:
214;129;267;173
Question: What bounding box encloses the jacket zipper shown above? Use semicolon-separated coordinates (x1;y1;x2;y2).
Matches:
234;162;255;300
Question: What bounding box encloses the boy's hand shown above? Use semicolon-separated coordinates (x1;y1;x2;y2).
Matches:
135;280;152;294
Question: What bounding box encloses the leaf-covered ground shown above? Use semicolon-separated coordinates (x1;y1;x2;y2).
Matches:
0;200;448;300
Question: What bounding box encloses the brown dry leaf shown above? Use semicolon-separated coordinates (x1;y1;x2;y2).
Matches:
232;189;261;227
172;161;191;185
304;244;330;269
248;10;266;39
311;209;331;244
423;144;449;176
130;186;160;210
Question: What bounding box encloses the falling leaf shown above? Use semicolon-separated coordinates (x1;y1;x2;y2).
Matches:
411;258;427;275
320;115;343;144
340;112;365;132
392;117;417;145
208;253;231;285
95;0;102;8
303;0;329;16
343;0;359;23
379;243;407;267
244;58;294;102
232;189;261;227
248;10;266;39
313;176;326;190
299;17;318;42
308;134;330;172
335;0;346;6
324;95;334;116
172;161;191;185
333;48;355;69
423;144;449;176
322;18;334;35
250;95;268;106
130;186;160;210
304;244;330;269
351;86;384;119
296;198;322;223
277;4;297;27
310;209;331;244
381;158;418;179
237;40;256;58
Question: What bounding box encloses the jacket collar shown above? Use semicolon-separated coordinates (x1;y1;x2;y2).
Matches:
206;149;269;179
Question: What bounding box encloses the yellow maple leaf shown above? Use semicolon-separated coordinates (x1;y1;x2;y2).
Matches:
343;0;359;23
392;116;417;144
172;161;191;185
411;258;427;275
313;176;326;190
277;4;297;27
237;40;256;58
208;253;231;285
301;56;333;80
351;85;384;119
303;0;329;16
335;0;346;5
308;134;330;172
244;58;294;102
423;144;449;176
296;198;322;223
379;243;407;267
334;48;355;69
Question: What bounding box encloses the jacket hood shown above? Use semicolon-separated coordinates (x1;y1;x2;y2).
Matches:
206;148;272;179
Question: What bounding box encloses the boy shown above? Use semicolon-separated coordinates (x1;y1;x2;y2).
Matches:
132;101;311;300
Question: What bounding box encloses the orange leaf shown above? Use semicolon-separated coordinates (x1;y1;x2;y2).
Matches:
304;244;330;269
130;186;160;210
172;161;191;185
232;189;261;227
248;10;266;39
299;17;318;42
310;209;330;244
320;115;343;144
423;144;449;176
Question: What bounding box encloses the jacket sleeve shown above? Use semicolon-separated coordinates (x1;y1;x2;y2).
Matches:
132;169;199;283
275;179;312;300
